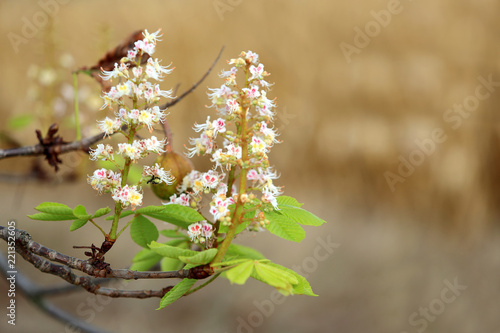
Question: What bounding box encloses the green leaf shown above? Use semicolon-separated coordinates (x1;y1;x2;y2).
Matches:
265;263;317;296
160;229;189;239
157;278;196;309
252;261;298;294
225;260;254;285
35;202;74;216
275;196;325;226
279;207;325;227
130;215;159;248
73;205;91;219
178;248;217;265
142;204;205;229
264;211;306;242
136;205;167;215
277;196;303;208
8;114;34;129
160;257;183;271
226;244;265;260
149;241;199;259
165;239;189;248
70;218;89;231
28;212;77;221
105;210;135;220
211;258;253;267
130;248;163;271
92;207;111;218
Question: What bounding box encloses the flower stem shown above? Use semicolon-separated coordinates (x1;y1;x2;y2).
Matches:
212;104;250;265
109;124;136;240
89;219;107;237
72;72;81;141
184;273;221;296
109;201;122;240
116;215;137;238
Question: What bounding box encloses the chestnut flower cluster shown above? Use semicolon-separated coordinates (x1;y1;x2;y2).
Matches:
169;51;282;242
87;29;174;209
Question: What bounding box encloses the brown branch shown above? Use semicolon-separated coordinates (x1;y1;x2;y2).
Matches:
0;226;214;299
0;129;106;160
160;46;225;110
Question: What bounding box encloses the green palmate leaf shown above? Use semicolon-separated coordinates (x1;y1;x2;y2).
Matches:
136;205;166;215
130;239;188;271
225;260;254;285
266;263;317;296
105;210;135;220
277;196;303;208
70;218;89;231
264;211;306;242
211;258;254;267
28;212;77;221
275;196;325;226
279;208;325;226
149;241;199;259
164;238;188;247
92;207;111;218
141;204;204;229
160;257;183;271
160;229;189;239
130;215;159;248
226;244;266;260
158;278;196;310
251;261;298;295
130;248;163;271
178;248;217;265
73;205;91;220
35;202;74;216
254;261;298;285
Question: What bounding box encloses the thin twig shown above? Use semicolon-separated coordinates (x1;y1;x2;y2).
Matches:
0;130;105;160
160;46;225;110
0;47;224;164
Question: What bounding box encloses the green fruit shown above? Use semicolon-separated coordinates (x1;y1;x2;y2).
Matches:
151;152;194;200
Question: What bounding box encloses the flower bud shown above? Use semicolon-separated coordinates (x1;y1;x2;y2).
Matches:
151;151;194;200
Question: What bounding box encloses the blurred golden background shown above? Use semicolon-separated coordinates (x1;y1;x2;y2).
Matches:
1;0;500;332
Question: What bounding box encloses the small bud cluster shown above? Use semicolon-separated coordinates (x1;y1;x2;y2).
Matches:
187;221;214;246
87;29;174;209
